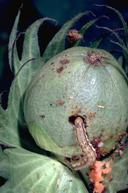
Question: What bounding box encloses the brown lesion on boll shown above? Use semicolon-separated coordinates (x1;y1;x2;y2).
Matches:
87;112;96;121
50;62;54;65
56;66;64;73
59;58;70;65
85;51;107;66
55;99;65;106
56;58;70;73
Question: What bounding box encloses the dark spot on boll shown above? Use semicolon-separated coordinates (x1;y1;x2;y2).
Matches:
40;115;45;119
56;58;70;73
59;58;70;65
69;115;80;125
55;99;65;106
68;114;86;125
56;66;64;73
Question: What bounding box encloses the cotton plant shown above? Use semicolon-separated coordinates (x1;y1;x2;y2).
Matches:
0;6;128;193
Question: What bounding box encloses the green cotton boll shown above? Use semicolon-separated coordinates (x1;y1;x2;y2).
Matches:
24;46;128;163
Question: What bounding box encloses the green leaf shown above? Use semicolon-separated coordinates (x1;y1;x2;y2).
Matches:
95;25;128;72
89;38;103;48
79;149;128;193
0;104;21;147
95;4;128;44
21;17;56;65
0;57;44;147
8;57;44;118
9;8;55;74
117;56;123;66
74;18;100;46
0;147;88;193
42;12;90;62
96;25;125;47
8;10;21;72
95;4;128;74
6;15;56;127
1;16;56;147
110;40;128;55
12;40;21;74
1;12;56;148
0;147;9;179
105;149;128;193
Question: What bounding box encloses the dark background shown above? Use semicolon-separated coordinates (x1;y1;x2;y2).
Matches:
0;0;128;96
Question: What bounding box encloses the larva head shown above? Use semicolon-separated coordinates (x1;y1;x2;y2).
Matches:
24;46;128;161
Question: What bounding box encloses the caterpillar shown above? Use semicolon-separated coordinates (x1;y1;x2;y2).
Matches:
71;116;97;170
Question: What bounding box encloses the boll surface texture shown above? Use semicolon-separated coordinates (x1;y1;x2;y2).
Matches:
24;46;128;159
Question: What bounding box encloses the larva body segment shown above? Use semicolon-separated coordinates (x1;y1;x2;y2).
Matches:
71;117;97;170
